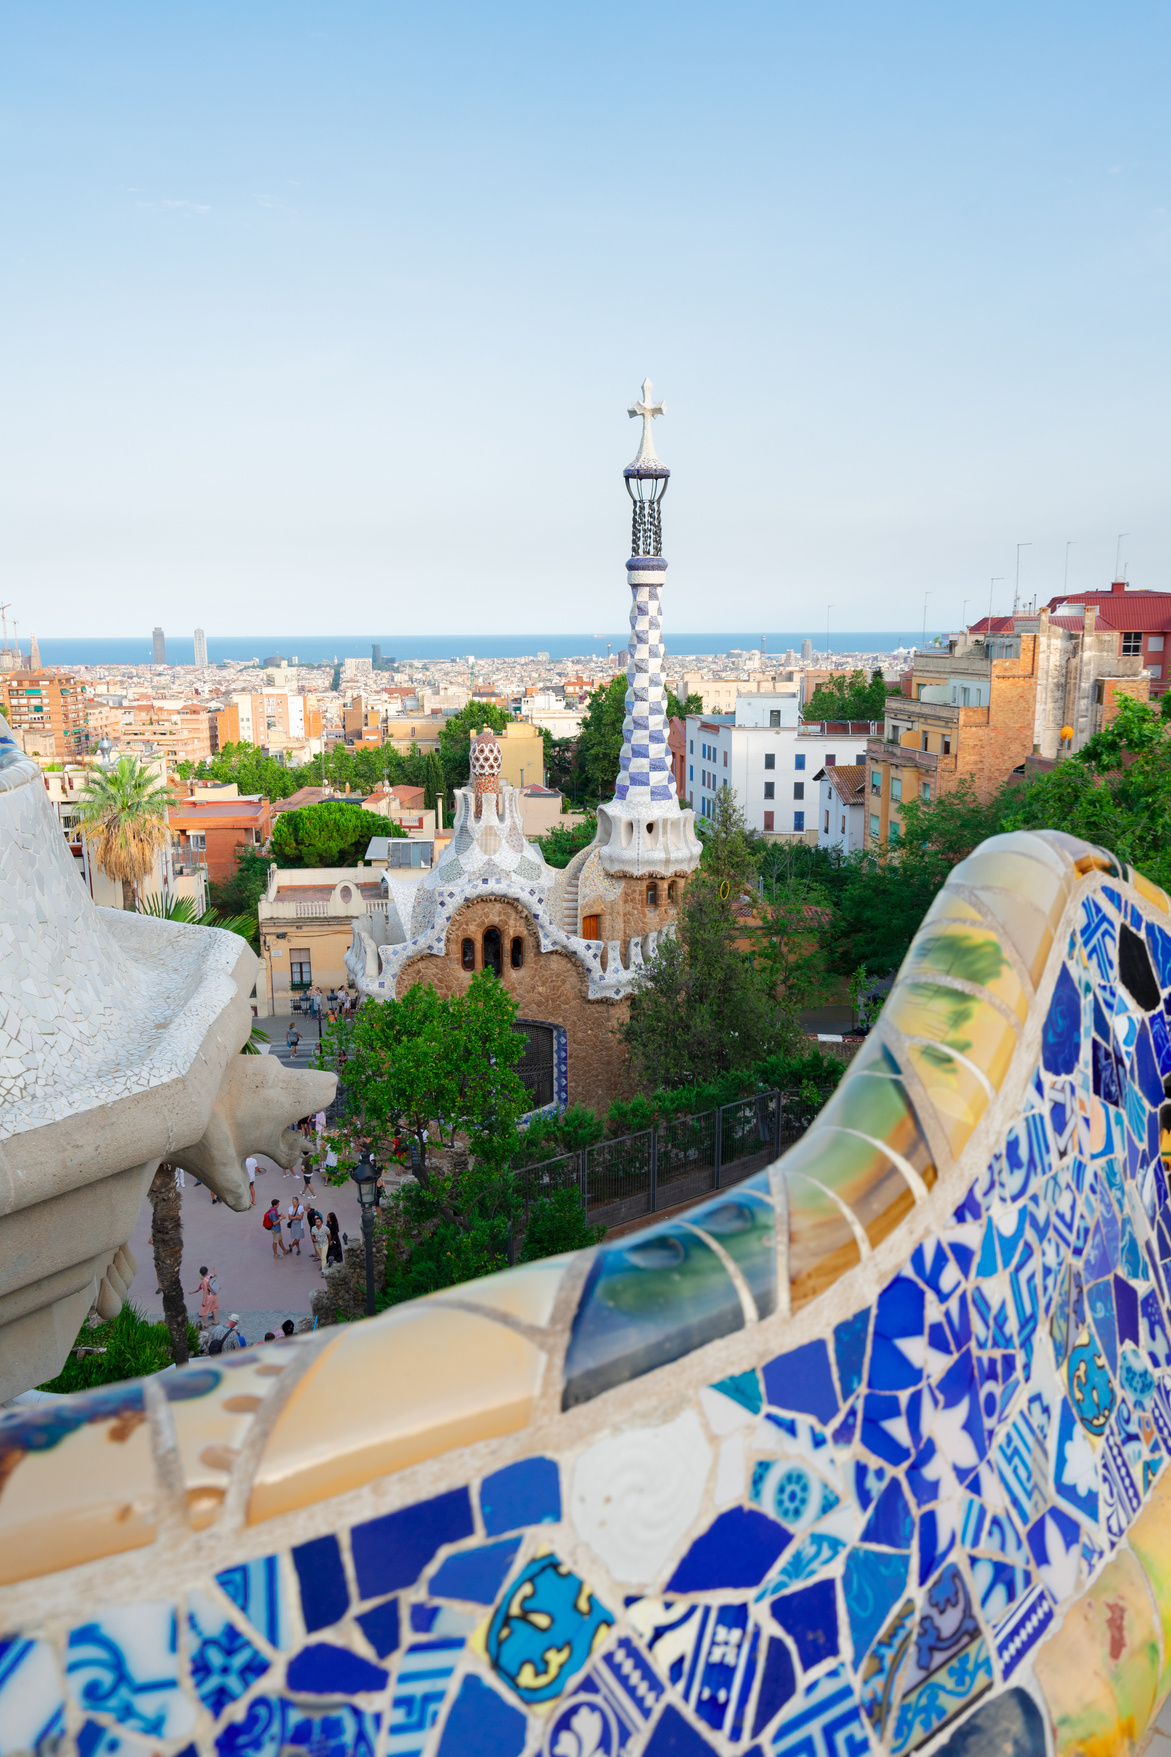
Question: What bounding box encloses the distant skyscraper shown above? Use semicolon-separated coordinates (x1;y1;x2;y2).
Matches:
193;628;208;667
29;633;40;671
371;643;382;665
801;637;813;662
152;627;166;665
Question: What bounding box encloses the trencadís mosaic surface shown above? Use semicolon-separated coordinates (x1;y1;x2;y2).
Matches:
6;828;1171;1756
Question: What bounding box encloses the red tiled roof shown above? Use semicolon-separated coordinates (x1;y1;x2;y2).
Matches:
1046;590;1171;632
967;616;1016;634
819;763;866;804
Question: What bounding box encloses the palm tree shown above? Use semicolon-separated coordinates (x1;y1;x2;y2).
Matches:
75;756;171;911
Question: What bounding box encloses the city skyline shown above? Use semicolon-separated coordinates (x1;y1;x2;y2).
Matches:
2;5;1171;635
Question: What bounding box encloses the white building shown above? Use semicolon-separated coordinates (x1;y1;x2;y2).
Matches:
193;627;208;667
684;694;876;842
814;764;866;854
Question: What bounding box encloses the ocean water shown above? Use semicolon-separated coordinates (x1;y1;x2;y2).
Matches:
22;632;943;668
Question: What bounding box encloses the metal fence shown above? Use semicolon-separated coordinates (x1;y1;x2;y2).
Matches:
513;1087;833;1231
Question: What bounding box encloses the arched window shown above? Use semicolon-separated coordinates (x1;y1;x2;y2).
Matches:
483;927;503;976
667;881;677;903
461;938;475;970
646;882;658;908
510;935;524;969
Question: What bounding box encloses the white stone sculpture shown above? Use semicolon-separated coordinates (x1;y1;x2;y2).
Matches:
0;717;334;1400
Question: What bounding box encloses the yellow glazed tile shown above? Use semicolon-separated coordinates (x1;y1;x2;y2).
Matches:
428;1256;573;1327
902;1041;990;1159
905;923;1029;1021
1133;868;1171;916
0;1388;157;1585
813;1065;938;1184
249;1305;547;1524
784;1167;862;1311
1125;1464;1171;1698
951;845;1070;924
167;1357;292;1530
781;1126;920;1250
1034;1546;1159;1756
887;984;1017;1090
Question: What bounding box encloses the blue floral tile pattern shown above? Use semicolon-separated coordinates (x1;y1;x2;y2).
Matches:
10;837;1171;1757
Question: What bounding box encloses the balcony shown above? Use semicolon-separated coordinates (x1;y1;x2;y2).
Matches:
867;738;940;773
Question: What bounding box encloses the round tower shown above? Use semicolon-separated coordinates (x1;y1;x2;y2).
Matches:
594;378;703;881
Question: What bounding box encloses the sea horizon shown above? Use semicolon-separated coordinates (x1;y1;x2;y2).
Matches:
17;631;948;668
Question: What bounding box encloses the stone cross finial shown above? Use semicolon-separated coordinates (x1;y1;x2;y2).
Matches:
628;377;665;461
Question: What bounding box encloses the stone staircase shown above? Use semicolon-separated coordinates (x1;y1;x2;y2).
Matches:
561;873;580;935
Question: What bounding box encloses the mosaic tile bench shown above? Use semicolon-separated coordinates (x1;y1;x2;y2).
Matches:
5;827;1171;1757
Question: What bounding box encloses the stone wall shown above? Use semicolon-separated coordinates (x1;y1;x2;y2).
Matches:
396;895;636;1111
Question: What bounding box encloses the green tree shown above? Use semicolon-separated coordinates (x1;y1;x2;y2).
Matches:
667;689;704;719
578;674;627;801
271;801;404;867
547;735;582;802
209;846;273;920
536;812;598;868
622;788;795;1088
424;751;445;812
75;756;172;911
802;668;889;723
324;971;530;1178
437;702;512;802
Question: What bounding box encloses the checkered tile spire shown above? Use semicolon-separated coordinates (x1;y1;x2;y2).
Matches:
615;556;675;807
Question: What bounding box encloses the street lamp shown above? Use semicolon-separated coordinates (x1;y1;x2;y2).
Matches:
350;1148;381;1316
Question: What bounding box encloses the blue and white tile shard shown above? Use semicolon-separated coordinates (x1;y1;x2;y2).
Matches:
6;831;1171;1755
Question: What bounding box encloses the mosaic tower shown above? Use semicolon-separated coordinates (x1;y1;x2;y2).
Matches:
597;379;702;879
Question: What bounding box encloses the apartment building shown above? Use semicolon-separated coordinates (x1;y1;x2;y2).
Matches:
215;691;323;752
866;612;1150;848
815;764;866;854
1;671;90;761
684;695;876;842
680;671;802;715
1043;579;1171;699
168;794;272;882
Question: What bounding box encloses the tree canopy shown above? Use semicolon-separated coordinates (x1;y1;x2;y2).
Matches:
578;674;627;801
536;812;598;869
622;788;808;1088
802;668;891;723
75;756;172;911
271;801;405;867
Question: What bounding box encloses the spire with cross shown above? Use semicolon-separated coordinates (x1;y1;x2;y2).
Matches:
625;377;669;477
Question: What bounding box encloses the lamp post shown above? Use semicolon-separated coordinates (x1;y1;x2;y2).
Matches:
351;1148;381;1316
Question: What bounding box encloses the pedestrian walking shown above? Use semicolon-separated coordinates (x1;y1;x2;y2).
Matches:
174;1165;185;1189
189;1265;219;1327
286;1024;301;1059
246;1156;257;1207
326;1211;343;1266
287;1196;306;1255
313;1109;326;1138
300;1154;315;1198
263;1198;289;1257
310;1211;328;1272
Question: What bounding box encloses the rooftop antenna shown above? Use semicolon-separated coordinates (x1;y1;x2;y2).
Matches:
961;598;970;633
1116;533;1128;580
0;602;9;652
826;604;834;659
1064;540;1076;595
922;590;931;651
1013;542;1031;616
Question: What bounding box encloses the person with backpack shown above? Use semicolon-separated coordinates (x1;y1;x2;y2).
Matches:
263;1198;288;1257
189;1265;219;1328
286;1024;302;1060
208;1314;245;1354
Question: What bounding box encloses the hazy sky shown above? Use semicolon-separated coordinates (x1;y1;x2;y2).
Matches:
3;2;1171;638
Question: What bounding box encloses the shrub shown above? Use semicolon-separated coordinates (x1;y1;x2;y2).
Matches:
40;1302;201;1392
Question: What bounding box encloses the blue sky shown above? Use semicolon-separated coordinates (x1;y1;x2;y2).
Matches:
2;2;1171;638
